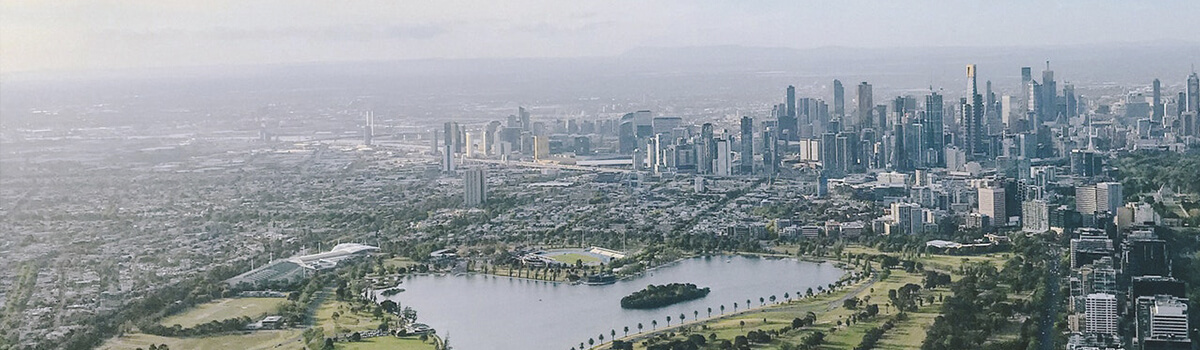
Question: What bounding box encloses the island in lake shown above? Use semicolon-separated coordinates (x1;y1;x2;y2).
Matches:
620;283;711;309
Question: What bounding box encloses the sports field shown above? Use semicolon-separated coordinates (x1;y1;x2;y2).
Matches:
100;329;304;350
159;297;286;328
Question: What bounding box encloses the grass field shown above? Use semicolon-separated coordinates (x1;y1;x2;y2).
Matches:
314;297;395;336
159;297;286;328
100;330;304;350
614;244;1005;350
335;336;434;350
548;252;602;265
383;257;419;269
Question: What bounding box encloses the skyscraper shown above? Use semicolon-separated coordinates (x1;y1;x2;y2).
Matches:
363;111;374;145
979;186;1006;225
740;116;754;174
698;123;715;174
833;80;845;120
1187;71;1199;114
714;138;732;176
1041;63;1057;122
1152;78;1164;121
857;82;873;129
463;168;487;206
965;64;984;160
1086;293;1118;335
923;92;945;167
786;85;796;119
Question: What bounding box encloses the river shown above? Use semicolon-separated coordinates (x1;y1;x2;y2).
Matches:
379;255;844;350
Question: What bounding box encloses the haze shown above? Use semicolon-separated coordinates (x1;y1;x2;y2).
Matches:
3;0;1199;74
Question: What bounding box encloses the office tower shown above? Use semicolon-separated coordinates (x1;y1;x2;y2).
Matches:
519;106;531;131
891;124;906;171
363;111;374;145
463;168;487;206
464;132;475;157
698;123;715;174
761;127;777;175
890;202;922;234
740;116;754;174
714;138;732;176
786;85;796;119
925;92;945;167
821;132;839;175
1185;71;1195;113
1149;296;1190;339
857;82;873;129
1041;63;1057;122
979;186;1006;225
965;64;984;160
1125;236;1169;278
485;121;501;156
1077;185;1098;215
1086;293;1118;335
1153;78;1164;121
431;132;439;155
1095;182;1123;214
533;136;550;160
1063;84;1077;118
1023;200;1050;232
874;105;888;130
651;116;682;140
833;80;845;120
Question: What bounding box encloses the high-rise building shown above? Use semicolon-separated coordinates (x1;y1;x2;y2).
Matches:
1023;200;1050;233
714;138;732;176
533;136;550;160
1041;63;1057;122
698;123;715;174
363;111;374;145
1095;182;1123;215
857;82;873;129
519;106;531;131
925;92;945;167
1086;293;1118;335
833;80;845;120
786;85;796;119
965;64;984;160
1149;296;1190;340
1077;185;1098;215
979;186;1006;225
1187;71;1200;114
1153;78;1164;121
463;168;487;206
740;116;754;174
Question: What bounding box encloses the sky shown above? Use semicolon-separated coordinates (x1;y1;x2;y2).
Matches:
2;0;1197;74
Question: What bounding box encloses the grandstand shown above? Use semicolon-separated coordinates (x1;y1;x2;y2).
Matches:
226;243;379;287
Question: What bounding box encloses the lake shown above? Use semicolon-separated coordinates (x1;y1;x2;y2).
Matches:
379;255;844;350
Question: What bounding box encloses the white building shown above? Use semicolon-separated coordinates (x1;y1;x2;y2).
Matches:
1086;293;1118;335
464;168;487;206
1150;296;1189;339
1095;182;1123;215
714;138;732;176
978;187;1006;225
1023;199;1050;233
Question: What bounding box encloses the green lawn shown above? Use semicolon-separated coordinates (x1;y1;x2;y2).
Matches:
549;253;602;265
314;297;397;336
100;330;304;350
159;297;286;328
336;336;435;350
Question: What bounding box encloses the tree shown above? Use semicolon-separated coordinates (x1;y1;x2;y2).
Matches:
623;326;629;337
652;320;657;330
666;315;672;326
350;332;362;342
588;338;594;346
759;297;765;306
322;338;335;350
739;320;745;329
638;323;644;333
721;304;726;314
707;307;712;318
695;310;700;320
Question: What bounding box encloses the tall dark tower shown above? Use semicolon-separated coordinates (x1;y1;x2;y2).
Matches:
739;116;754;174
786;85;796;118
1041;62;1056;122
1152;78;1164;122
965;64;984;160
925;91;945;167
1188;71;1199;114
699;123;715;174
833;80;845;120
857;82;873;129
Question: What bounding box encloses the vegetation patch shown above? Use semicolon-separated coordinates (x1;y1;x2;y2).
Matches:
621;283;710;309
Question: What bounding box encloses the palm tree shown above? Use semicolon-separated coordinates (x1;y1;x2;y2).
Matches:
759;297;765;306
638;323;644;333
770;295;777;304
588;338;594;347
651;320;657;330
610;329;616;340
784;292;790;302
623;326;629;337
680;313;686;323
720;304;726;314
706;307;712;318
598;334;604;343
747;299;752;309
666;315;672;326
694;310;699;320
733;302;738;312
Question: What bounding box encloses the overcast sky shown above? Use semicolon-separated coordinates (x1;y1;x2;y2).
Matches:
2;0;1197;74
